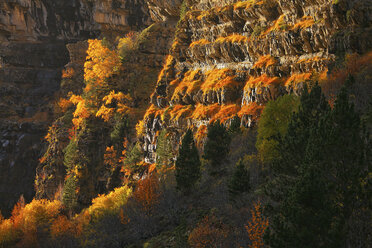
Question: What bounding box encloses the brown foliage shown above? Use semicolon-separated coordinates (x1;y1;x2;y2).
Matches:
188;215;229;248
133;174;161;215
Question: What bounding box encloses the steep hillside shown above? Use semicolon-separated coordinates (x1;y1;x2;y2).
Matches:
141;0;372;162
0;0;371;247
0;0;151;216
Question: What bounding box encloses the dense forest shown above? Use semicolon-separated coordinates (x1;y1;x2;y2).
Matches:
0;0;371;247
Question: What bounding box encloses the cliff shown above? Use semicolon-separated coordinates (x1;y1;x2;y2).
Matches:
141;0;372;163
0;0;151;215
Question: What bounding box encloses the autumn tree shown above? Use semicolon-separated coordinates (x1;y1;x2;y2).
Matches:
246;201;268;248
175;129;201;193
133;174;160;216
203;121;231;175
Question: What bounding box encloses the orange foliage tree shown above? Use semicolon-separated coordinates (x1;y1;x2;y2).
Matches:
133;173;161;215
188;215;229;248
245;201;269;248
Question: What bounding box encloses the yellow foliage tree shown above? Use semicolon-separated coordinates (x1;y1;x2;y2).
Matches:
84;39;121;88
69;94;90;128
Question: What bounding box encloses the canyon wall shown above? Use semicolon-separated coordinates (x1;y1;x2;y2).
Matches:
141;0;372;163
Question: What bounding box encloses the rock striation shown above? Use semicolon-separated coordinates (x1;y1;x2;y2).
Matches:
142;0;372;163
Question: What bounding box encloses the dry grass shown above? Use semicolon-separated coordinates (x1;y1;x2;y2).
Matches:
284;73;312;86
190;39;211;48
244;74;282;92
238;102;264;120
253;55;277;69
215;34;249;44
291;16;315;30
210;104;240;123
192;103;221;120
201;69;241;93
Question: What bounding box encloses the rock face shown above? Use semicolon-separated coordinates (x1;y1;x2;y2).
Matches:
0;0;152;216
142;0;372;163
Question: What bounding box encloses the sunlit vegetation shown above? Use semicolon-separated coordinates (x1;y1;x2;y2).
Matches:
62;67;75;79
136;119;146;137
168;104;194;121
172;70;203;102
0;198;63;247
96;91;133;122
195;124;208;145
244;74;282;92
157;55;175;82
201;69;242;94
234;0;264;10
297;56;325;64
189;39;210;48
245;201;268;248
238;102;264;121
261;14;287;35
84;185;132;220
171;69;243;102
215;34;249;44
210;104;240;123
256;94;300;164
284;72;312;87
69;94;91;129
252;55;277;69
291;16;315;30
84;39;121;88
191;103;221;120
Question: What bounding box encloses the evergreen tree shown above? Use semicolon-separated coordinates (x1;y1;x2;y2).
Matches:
228;159;250;198
124;142;143;170
203;121;231;175
156;129;174;168
266;85;370;248
175;129;201;193
62;176;78;213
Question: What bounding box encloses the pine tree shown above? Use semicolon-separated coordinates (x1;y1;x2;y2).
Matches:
228;159;250;198
266;84;370;248
203;121;231;175
175;129;201;193
62;176;78;213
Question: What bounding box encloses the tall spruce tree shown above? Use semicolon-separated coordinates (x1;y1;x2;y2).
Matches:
203;121;231;175
175;129;201;193
266;84;370;248
228;159;250;198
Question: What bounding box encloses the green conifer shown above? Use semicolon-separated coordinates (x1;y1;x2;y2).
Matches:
203;121;231;175
228;159;250;198
175;129;201;193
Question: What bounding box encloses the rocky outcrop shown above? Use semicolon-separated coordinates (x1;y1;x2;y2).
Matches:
142;0;372;163
0;0;151;42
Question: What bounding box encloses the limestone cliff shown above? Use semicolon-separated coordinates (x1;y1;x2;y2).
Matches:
141;0;372;163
